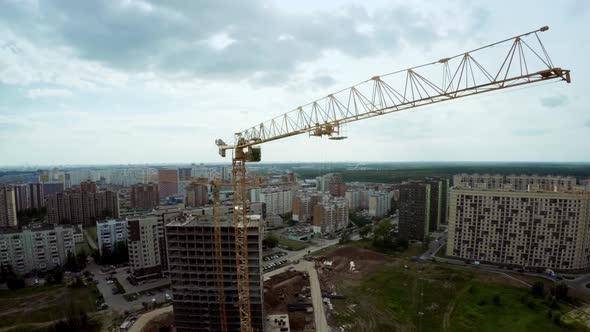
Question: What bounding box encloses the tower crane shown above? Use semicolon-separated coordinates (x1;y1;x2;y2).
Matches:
214;26;570;332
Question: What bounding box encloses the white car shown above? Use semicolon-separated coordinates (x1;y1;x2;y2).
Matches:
106;280;114;284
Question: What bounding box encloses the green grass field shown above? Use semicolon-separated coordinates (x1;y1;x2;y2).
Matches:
0;283;100;329
278;238;309;251
330;263;587;332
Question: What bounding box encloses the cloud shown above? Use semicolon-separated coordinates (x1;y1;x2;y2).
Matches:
25;88;73;99
512;129;546;137
311;74;336;87
540;95;568;108
0;1;488;85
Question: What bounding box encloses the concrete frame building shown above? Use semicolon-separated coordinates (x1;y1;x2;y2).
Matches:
166;214;264;331
0;224;75;275
0;186;17;228
130;183;160;209
447;184;590;271
97;219;128;256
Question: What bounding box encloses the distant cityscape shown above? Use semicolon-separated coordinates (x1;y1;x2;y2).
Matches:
1;163;590;330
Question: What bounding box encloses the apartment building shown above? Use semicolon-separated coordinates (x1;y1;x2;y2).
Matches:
292;191;322;222
252;186;292;216
447;185;590;271
345;189;362;212
453;173;577;191
46;189;119;226
166;214;264;331
0;224;75;275
158;169;179;197
0;186;17;228
130;183;160;209
12;183;44;212
127;215;163;280
97;219;128;256
368;191;391;218
398;179;448;241
312;196;349;235
185;182;209;207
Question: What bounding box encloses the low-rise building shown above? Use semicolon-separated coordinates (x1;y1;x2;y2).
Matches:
0;224;75;275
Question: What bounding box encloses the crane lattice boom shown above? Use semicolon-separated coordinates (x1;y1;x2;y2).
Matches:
219;26;569;153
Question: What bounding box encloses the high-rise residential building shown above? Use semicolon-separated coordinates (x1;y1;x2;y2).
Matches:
312;196;349;234
0;186;17;228
13;184;29;213
315;173;346;196
398;179;448;241
368;191;391;218
191;164;214;180
453;174;577;191
178;168;192;181
80;180;98;193
46;189;119;225
127;215;164;281
97;219;128;256
42;182;64;197
166;213;264;331
292;191;322;222
345;189;362;211
185;183;209;207
220;166;232;183
130;183;160;209
158;169;179;197
252;187;293;216
0;224;75;275
28;183;44;210
447;182;590;270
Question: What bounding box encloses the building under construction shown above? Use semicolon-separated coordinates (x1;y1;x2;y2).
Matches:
166;213;264;331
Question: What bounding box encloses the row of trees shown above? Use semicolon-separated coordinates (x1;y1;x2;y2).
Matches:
371;219;408;252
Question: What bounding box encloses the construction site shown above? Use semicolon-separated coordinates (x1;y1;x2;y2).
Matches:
264;270;315;331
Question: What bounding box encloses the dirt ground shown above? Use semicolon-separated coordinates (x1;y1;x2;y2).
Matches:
141;311;175;332
264;270;314;331
316;246;399;293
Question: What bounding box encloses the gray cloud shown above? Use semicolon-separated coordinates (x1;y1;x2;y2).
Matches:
0;1;488;85
540;95;568;108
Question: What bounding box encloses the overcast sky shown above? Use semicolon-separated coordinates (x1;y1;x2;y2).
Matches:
0;0;588;166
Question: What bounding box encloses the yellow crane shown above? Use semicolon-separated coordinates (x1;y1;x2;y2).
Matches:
214;26;570;332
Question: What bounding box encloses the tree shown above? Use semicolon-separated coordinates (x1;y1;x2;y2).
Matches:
395;238;409;251
65;252;79;272
359;225;371;240
552;282;568;300
372;219;395;250
263;235;279;249
493;294;501;305
47;267;64;284
531;281;545;297
76;250;88;270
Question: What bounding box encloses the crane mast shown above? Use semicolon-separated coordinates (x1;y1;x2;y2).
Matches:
214;26;570;332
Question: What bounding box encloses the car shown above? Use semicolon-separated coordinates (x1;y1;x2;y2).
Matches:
151;298;156;303
112;288;120;294
165;293;172;301
106;280;114;284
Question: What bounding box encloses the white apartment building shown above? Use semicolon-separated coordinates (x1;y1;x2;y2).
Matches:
312;197;349;235
447;185;590;271
0;224;75;274
251;187;293;216
127;215;163;280
97;219;128;256
368;191;392;218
